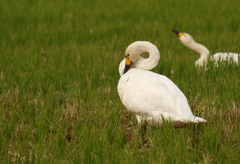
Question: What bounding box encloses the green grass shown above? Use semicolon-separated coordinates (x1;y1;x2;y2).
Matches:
0;0;240;163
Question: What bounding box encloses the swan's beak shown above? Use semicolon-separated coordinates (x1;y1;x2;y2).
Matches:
172;29;185;37
172;29;180;36
123;56;132;74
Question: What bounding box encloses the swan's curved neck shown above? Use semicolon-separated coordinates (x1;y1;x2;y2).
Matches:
133;42;160;70
186;40;210;67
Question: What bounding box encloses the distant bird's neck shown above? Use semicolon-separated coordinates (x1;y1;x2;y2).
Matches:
187;41;210;67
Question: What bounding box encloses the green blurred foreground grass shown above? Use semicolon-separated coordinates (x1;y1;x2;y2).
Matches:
0;0;239;163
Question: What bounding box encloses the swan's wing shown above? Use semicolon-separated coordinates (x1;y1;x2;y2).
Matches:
117;69;195;121
118;59;125;76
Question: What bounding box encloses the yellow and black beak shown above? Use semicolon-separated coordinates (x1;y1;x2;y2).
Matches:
172;29;180;36
123;56;132;74
172;29;185;37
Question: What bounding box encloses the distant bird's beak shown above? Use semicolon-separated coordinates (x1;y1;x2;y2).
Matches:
172;29;180;37
124;56;132;74
172;29;185;37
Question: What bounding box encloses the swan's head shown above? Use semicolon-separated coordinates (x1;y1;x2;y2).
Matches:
172;29;194;46
125;41;148;62
120;41;160;75
123;41;153;73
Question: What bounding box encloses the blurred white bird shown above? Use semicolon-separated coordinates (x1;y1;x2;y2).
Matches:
117;41;206;128
172;29;239;68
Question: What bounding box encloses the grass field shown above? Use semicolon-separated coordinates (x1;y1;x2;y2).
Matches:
0;0;239;163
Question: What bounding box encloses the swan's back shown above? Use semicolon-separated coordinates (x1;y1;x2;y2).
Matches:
212;52;239;65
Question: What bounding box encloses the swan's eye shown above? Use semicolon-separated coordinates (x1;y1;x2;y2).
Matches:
127;54;129;56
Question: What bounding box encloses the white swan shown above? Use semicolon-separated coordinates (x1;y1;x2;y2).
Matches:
117;41;206;128
172;29;239;67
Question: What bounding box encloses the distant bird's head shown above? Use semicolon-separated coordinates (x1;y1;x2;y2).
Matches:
172;29;194;46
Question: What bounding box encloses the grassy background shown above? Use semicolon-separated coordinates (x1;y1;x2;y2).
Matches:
0;0;239;163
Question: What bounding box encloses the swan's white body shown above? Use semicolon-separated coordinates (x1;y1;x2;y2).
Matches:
172;30;239;67
117;41;206;127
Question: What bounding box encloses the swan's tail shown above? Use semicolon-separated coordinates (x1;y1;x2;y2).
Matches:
193;116;207;123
